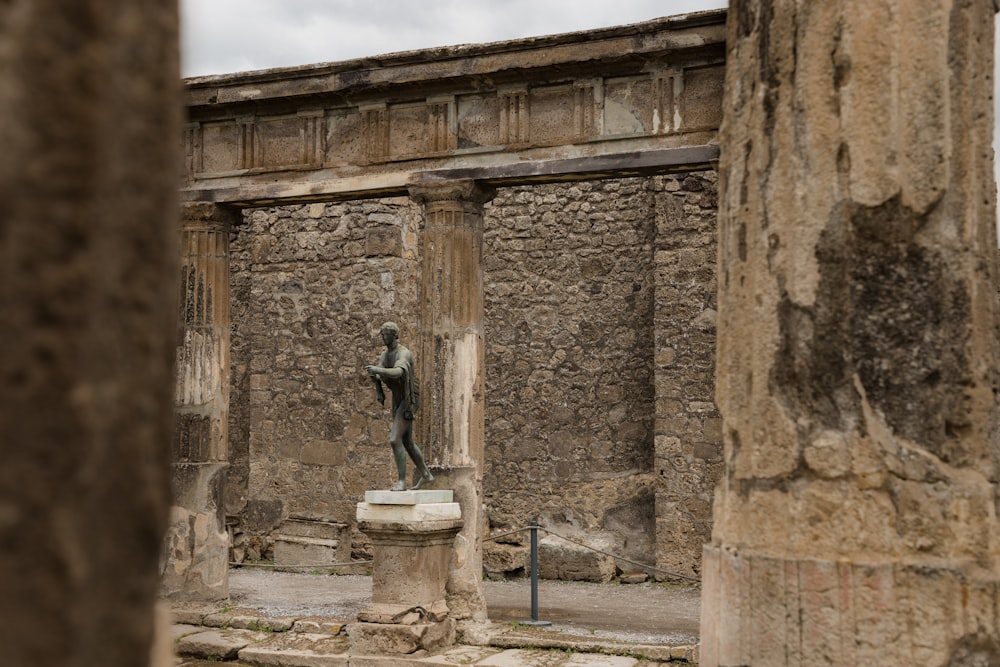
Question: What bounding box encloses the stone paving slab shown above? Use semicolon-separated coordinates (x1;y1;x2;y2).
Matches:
237;632;350;666
204;612;297;632
177;628;267;661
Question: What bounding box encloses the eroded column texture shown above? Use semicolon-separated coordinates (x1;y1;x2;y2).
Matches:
410;181;495;621
0;1;180;665
161;203;236;600
703;1;1000;665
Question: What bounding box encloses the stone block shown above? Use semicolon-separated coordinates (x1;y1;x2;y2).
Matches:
537;535;616;583
347;618;455;655
484;542;528;578
273;517;350;570
364;489;454;505
176;628;262;661
278;518;347;540
237;632;350;666
292;620;346;634
356;502;461;522
365;227;402;257
273;536;342;568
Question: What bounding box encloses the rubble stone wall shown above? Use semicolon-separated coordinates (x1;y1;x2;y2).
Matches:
228;173;721;576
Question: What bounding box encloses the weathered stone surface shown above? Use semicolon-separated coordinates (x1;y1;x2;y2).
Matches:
365;489;454;505
358;515;462;627
161;462;230;600
356;502;461;522
0;2;179;665
348;619;456;655
291;620;345;635
704;0;1000;664
483;543;528;579
182;17;724;206
203;613;295;632
237;632;350;667
538;535;617;583
177;628;262;660
227;173;722;586
273;537;339;568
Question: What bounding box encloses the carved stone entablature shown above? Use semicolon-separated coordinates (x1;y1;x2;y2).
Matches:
182;10;725;205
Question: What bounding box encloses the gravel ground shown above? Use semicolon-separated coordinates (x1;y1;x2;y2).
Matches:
226;568;700;645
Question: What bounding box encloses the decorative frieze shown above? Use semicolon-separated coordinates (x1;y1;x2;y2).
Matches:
186;67;722;180
499;88;529;145
361;104;390;162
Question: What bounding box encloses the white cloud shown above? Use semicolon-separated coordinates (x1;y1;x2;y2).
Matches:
180;0;727;77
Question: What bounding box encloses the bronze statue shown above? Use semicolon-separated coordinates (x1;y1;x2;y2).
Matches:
365;322;434;491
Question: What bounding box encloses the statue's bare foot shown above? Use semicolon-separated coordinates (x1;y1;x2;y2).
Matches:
390;480;406;491
409;471;433;491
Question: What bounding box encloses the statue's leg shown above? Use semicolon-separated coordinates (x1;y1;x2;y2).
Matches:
389;407;407;491
402;421;433;485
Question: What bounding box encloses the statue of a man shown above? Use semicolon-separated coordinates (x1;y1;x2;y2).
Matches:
365;321;434;491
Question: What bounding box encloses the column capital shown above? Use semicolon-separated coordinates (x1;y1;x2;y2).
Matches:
180;201;239;233
407;179;495;207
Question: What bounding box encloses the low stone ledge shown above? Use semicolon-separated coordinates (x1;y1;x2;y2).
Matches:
202;611;297;632
237;632;350;667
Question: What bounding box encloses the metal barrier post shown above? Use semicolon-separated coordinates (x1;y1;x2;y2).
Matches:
521;520;550;626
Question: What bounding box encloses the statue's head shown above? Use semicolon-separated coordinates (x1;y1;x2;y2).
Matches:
380;322;400;346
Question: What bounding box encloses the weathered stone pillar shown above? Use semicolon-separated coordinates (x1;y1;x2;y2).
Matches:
703;2;1000;665
409;180;495;621
0;1;180;665
161;202;238;600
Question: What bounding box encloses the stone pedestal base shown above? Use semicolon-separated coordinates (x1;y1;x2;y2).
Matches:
348;618;456;655
701;545;1000;667
352;490;462;654
160;462;229;600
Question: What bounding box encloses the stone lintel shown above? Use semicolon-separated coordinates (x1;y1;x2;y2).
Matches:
364;489;454;505
181;144;720;207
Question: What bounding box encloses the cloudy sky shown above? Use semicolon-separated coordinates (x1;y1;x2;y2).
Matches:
180;0;727;77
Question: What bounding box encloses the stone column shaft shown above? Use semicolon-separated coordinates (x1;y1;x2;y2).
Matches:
0;2;180;664
161;202;237;600
703;2;1000;665
410;180;495;621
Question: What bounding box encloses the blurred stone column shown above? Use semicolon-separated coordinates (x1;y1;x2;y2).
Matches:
161;202;237;600
703;1;1000;665
409;180;495;621
0;1;180;664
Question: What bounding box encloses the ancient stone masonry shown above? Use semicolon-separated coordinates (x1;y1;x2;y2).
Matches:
227;171;721;582
228;199;422;551
481;174;721;579
183;11;727;602
702;1;1000;665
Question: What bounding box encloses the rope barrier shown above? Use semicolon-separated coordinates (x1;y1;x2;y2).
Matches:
229;559;372;570
485;523;700;583
534;525;700;583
